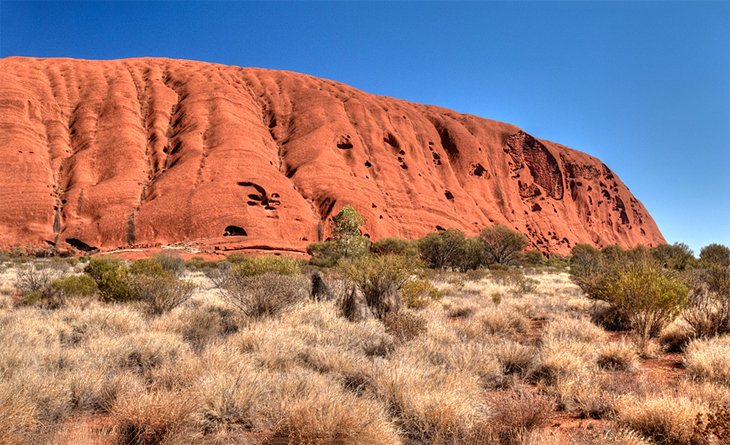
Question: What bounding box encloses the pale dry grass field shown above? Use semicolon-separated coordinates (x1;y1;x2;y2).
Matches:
1;261;729;445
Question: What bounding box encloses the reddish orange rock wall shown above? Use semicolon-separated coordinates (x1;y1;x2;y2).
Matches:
0;57;664;254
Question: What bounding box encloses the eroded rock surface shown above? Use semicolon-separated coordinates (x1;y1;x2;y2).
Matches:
0;57;664;254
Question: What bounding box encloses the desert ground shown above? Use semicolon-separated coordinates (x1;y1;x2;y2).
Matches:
1;250;727;445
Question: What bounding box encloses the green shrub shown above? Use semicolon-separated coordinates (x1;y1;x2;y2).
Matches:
339;254;423;318
417;229;470;270
479;225;529;266
308;206;371;267
400;278;442;309
129;258;171;278
651;243;695;271
51;274;98;298
570;244;602;278
370;237;419;257
152;254;185;277
85;257;136;303
230;256;300;277
523;249;546;267
700;243;730;268
185;256;220;270
607;265;689;340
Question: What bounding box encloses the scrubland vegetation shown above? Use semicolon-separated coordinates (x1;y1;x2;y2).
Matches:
1;208;729;444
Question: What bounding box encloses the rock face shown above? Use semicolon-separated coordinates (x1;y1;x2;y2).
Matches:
0;57;664;255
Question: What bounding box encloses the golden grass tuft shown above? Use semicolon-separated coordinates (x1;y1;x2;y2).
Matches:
616;394;708;445
684;336;730;385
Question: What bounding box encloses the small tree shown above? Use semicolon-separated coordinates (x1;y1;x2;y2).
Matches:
308;206;370;267
700;244;730;268
651;243;695;271
417;229;468;270
370;237;419;257
480;225;529;266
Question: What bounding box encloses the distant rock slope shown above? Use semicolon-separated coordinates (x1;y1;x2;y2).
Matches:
0;57;664;254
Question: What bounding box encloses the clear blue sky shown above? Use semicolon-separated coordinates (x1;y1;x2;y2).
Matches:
1;1;728;253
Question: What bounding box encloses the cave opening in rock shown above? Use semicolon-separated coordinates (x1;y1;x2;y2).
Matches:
223;225;248;237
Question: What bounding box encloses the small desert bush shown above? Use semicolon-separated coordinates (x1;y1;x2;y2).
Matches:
617;394;708;445
597;340;639;371
219;272;308;318
112;389;199;445
51;274;97;299
684;336;730;384
85;257;136;302
660;321;694;352
400;278;442;309
463;307;528;338
382;310;428;342
129;274;195;315
683;265;730;338
339;254;423;318
185;256;220;270
371;237;419;257
16;264;58;302
548;374;617;419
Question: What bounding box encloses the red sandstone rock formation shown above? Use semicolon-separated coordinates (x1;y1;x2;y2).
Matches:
0;57;664;255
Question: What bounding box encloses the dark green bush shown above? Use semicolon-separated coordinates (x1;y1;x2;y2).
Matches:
651;243;695;270
308;206;370;267
152;254;185;277
185;256;220;270
370;237;419;257
417;229;469;270
700;243;730;268
129;258;171;278
479;225;529;266
523;249;546;267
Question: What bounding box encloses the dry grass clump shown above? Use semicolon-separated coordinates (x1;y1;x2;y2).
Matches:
542;316;607;343
369;359;487;442
485;388;552;445
471;307;529;337
152;300;240;350
493;340;538;378
660;321;694;352
382;310;428;341
549;374;617;419
684;336;730;384
0;381;38;445
112;389;200;445
597;340;639;371
219;272;308;318
271;381;400;445
616;394;708;445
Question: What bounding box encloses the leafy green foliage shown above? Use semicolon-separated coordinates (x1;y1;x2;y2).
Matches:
370;237;419;257
339;254;423;318
651;243;695;270
417;229;469;270
51;274;98;298
85;258;136;303
479;225;529;265
229;256;300;277
308;206;370;267
400;278;442;309
700;243;730;268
